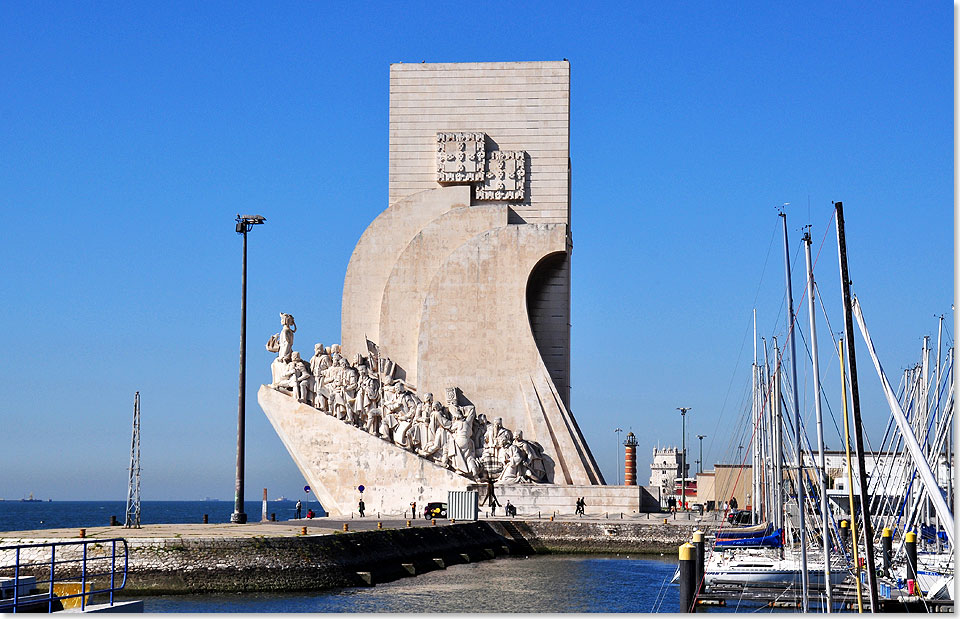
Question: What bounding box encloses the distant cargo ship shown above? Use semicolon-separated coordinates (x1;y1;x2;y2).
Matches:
21;493;42;502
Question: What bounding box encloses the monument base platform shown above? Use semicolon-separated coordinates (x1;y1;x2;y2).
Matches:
468;484;663;517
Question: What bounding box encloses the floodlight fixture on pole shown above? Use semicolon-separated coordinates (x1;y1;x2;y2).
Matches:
696;434;706;474
232;213;266;525
677;407;691;510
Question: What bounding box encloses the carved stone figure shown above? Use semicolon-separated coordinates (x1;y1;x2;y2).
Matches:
309;343;332;411
449;405;481;478
496;438;525;484
356;362;380;421
515;430;547;483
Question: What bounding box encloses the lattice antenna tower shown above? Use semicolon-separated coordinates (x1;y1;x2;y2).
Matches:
124;391;141;528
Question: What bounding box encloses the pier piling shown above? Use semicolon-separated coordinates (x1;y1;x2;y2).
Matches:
905;531;918;583
692;530;704;592
881;527;892;576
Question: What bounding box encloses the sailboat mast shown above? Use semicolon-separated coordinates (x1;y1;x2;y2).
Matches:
839;339;864;613
752;309;760;524
803;229;831;611
762;336;772;524
773;337;783;532
834;201;879;609
780;211;809;609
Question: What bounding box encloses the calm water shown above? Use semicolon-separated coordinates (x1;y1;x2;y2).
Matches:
0;500;322;532
122;554;685;613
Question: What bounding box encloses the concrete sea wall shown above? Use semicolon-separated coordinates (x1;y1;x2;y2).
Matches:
5;520;714;593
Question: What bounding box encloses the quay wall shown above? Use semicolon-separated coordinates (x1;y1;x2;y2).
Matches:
3;520;713;593
490;519;713;554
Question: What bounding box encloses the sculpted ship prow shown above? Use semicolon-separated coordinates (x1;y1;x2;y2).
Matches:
265;313;550;486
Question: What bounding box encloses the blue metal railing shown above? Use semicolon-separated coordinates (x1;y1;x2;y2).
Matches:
0;537;128;612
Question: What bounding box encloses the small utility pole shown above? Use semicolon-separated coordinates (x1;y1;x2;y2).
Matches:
677;408;691;509
697;434;706;474
124;392;141;528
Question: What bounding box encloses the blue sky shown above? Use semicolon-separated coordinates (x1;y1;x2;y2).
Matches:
0;3;952;502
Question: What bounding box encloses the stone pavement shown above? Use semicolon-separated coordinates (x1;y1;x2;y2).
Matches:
0;509;725;542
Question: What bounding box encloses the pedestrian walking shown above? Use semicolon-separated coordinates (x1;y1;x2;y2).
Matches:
358;499;366;517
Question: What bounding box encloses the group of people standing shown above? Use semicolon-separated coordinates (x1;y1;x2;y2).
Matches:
267;314;550;485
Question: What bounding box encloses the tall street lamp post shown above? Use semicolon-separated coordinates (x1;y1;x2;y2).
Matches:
232;214;266;525
677;407;690;510
615;428;623;485
697;434;706;474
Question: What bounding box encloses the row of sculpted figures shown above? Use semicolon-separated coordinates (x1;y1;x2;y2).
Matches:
265;313;549;484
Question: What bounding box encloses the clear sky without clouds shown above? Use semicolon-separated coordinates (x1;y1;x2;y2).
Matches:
0;3;952;502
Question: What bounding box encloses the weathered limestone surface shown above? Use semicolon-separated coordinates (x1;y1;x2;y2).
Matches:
259;385;470;516
341;184;471;360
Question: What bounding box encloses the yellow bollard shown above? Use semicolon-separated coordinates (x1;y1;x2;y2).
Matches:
343;523;349;532
406;520;412;527
549;515;554;521
663;518;668;524
450;519;456;524
432;519;436;526
78;529;86;538
301;526;307;535
377;521;383;529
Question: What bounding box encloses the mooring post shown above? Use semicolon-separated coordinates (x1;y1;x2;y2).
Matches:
905;531;918;583
881;527;893;576
692;530;704;592
678;542;696;612
203;514;208;524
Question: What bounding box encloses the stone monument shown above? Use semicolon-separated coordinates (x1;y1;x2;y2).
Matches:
259;61;604;516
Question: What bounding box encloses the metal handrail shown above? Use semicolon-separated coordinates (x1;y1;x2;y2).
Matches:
1;537;128;612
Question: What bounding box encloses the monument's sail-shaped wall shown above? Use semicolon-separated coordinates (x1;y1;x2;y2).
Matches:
342;61;602;486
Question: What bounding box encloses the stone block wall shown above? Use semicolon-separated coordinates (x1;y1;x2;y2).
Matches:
389;61;570;224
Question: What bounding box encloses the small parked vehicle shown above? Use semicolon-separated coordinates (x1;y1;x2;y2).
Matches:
726;509;753;525
424;502;447;519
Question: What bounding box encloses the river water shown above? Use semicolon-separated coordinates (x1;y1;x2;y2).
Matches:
123;554;686;613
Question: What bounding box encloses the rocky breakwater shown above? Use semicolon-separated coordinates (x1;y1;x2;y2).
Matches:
488;519;715;554
1;523;519;594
